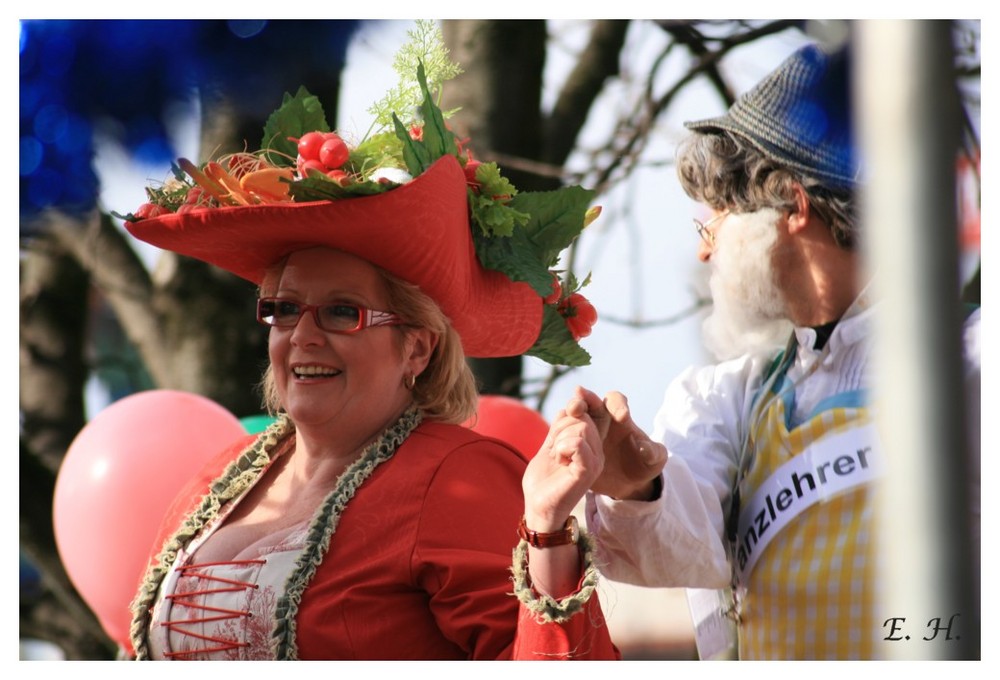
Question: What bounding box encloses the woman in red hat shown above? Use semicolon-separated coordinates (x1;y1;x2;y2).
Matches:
121;66;617;660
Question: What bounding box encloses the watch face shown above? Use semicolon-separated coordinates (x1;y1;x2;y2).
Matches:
568;516;579;543
518;516;579;547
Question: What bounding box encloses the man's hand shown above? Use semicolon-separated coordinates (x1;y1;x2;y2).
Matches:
574;387;667;500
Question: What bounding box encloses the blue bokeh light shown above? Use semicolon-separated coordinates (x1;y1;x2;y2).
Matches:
20;136;44;176
33;104;69;144
228;20;267;39
19;19;358;222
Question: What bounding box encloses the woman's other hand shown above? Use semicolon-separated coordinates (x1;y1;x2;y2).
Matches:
522;387;604;532
520;387;604;597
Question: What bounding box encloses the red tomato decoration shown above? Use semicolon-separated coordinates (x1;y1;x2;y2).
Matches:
52;390;247;648
326;169;350;186
543;273;562;305
319;135;349;169
559;293;598;341
295;131;327;161
183;187;207;205
461;395;549;461
298;158;327;177
133;203;168;220
464;159;482;190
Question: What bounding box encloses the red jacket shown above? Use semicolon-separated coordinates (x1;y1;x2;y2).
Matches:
130;420;620;660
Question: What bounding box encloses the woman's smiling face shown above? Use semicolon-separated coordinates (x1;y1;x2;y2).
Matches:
267;247;415;443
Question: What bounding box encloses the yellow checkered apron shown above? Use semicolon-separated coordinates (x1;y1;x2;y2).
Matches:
736;396;877;659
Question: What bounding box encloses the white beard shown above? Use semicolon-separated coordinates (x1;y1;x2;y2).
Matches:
702;208;794;361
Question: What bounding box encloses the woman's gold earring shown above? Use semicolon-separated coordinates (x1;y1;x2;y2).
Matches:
404;374;416;390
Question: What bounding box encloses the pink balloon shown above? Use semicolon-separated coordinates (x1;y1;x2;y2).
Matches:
462;395;549;461
53;390;246;647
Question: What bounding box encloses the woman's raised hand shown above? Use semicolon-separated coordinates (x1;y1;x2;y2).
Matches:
521;387;605;532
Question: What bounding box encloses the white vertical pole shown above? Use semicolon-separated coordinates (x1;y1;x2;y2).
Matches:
856;19;977;659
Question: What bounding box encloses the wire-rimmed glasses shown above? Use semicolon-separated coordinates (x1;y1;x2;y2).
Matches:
694;210;730;248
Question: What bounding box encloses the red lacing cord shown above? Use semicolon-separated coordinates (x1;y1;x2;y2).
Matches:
161;559;265;659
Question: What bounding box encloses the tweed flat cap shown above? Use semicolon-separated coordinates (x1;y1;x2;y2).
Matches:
686;43;859;190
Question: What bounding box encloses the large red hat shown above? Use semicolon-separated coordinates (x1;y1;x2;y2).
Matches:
125;155;540;358
123;61;597;367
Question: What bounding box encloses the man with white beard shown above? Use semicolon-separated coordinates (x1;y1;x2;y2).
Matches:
552;41;981;659
699;208;792;360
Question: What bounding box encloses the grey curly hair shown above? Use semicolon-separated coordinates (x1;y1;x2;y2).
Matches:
676;130;858;250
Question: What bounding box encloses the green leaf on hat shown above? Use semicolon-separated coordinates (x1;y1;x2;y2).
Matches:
261;86;331;167
415;62;457;161
470;193;530;239
473;226;551;297
393;61;459;176
510;185;595;266
470;184;594;295
393;112;433;176
469;163;525;237
351;130;407;171
287;175;392;202
526;305;592;367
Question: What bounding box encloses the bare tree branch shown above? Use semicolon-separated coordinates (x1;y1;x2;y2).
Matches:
527;366;573;413
544;20;631;165
590;20;802;194
600;298;711;328
478;150;567;181
655;22;736;107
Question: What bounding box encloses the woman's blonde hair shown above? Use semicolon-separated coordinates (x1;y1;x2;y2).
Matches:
258;254;478;424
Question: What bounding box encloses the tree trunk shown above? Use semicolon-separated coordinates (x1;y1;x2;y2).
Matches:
148;254;268;416
20;229;89;472
19;222;116;658
442;21;547;396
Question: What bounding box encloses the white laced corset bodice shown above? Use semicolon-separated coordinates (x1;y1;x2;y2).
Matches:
147;491;311;660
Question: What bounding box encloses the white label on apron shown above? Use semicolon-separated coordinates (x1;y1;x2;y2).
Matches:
734;422;885;583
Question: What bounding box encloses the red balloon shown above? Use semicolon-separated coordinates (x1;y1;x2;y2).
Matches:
53;390;246;647
462;395;549;461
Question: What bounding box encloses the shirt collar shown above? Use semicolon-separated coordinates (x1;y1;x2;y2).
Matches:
792;280;877;352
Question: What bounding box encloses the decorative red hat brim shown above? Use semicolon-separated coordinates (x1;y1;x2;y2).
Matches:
125;155;542;358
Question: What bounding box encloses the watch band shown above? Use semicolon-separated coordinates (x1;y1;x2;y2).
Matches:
517;515;579;548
